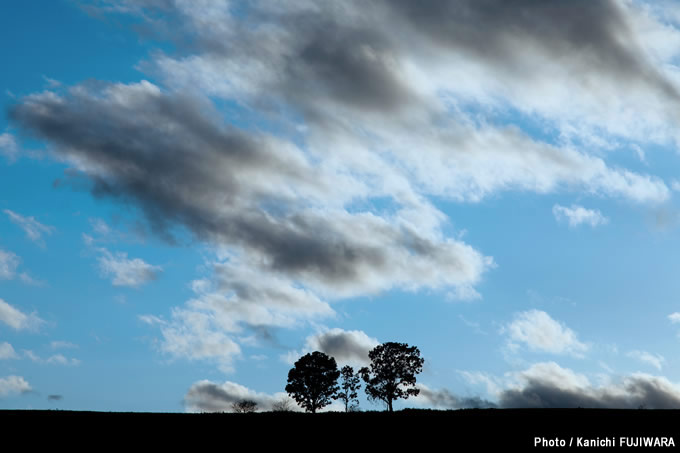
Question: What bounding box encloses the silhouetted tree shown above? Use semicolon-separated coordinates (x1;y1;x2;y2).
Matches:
336;365;361;412
232;399;257;413
271;397;294;412
359;342;424;412
285;351;340;413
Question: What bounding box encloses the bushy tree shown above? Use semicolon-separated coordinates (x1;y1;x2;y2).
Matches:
336;365;361;412
285;351;340;413
359;342;424;412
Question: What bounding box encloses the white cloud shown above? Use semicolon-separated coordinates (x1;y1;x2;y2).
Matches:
0;249;20;280
96;248;162;288
671;180;680;192
23;350;80;366
459;370;504;397
140;312;242;373
0;342;18;360
0;133;18;160
553;204;609;228
503;310;588;357
18;272;43;286
0;298;44;332
141;258;336;372
4;209;54;246
0;375;31;397
46;354;81;366
627;350;666;370
0;248;40;285
23;350;41;362
668;312;680;323
90;218;111;236
50;341;78;350
516;362;591;391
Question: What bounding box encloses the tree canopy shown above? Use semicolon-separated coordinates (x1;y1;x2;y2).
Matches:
359;342;424;412
285;351;340;413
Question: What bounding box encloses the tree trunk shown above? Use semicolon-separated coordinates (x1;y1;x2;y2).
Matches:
388;398;393;413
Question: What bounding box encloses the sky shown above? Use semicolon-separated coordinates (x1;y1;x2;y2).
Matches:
5;0;680;412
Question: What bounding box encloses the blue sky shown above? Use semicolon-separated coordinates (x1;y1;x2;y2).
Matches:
4;0;680;412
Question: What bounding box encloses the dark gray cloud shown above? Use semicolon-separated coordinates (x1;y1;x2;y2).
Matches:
273;14;421;120
416;385;496;409
123;0;671;204
10;82;488;296
500;374;680;409
14;0;678;376
302;328;379;365
114;0;680;135
388;0;678;99
184;380;297;413
47;394;63;402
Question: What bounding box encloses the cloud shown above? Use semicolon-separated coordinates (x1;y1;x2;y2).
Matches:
414;383;496;409
459;370;499;395
12;0;680;376
50;341;78;350
0;249;20;280
46;354;81;366
23;350;80;366
0;248;40;285
0;342;18;360
294;328;380;366
668;312;680;323
140;258;339;372
120;0;670;202
0;375;31;397
553;204;609;228
90;218;112;236
96;247;162;287
184;380;299;413
388;0;680;148
458;315;487;335
503;310;588;357
23;350;41;363
498;362;680;409
0;298;44;332
140;312;242;373
47;394;63;402
4;210;55;246
10;81;492;300
0;133;18;160
627;350;665;370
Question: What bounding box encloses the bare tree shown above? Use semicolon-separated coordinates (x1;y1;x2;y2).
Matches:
271;397;294;412
232;399;258;413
